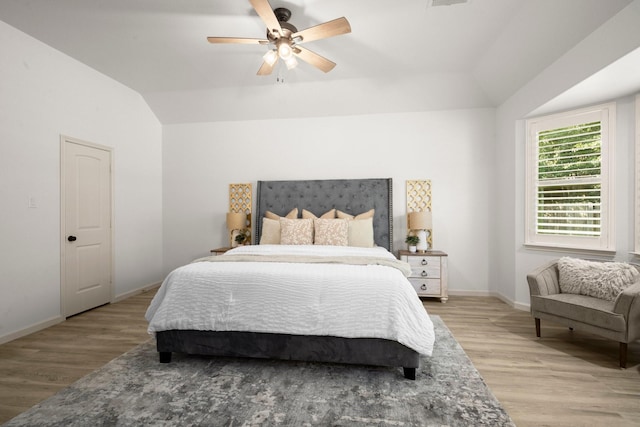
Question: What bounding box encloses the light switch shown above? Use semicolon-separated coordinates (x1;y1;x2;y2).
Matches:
28;196;37;208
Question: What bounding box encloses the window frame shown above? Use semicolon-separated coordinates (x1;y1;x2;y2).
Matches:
525;103;616;252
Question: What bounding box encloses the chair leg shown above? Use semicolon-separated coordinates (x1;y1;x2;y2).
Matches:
535;318;541;337
620;342;627;369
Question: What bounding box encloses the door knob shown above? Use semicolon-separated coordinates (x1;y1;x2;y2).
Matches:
67;235;77;242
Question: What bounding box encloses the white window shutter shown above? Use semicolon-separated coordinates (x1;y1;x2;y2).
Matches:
525;103;615;251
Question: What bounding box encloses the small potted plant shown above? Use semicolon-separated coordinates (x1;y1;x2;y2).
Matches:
405;235;420;253
235;231;248;246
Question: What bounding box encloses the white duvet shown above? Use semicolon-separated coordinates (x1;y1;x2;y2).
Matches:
145;245;435;356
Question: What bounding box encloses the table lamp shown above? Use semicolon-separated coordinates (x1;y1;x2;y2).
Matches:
409;211;432;252
226;212;246;247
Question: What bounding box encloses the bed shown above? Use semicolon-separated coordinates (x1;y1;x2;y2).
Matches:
145;178;434;379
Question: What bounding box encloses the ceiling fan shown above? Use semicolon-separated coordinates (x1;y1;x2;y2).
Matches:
207;0;351;75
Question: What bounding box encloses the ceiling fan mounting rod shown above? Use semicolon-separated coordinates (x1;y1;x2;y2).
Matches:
273;7;292;23
267;21;297;42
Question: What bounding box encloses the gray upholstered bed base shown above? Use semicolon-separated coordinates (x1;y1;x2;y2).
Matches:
155;178;420;379
156;330;419;380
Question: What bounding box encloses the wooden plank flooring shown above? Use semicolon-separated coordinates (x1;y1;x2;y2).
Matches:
424;297;640;427
0;290;155;423
1;291;639;425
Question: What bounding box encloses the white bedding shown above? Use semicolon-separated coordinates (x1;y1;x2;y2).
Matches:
145;245;435;356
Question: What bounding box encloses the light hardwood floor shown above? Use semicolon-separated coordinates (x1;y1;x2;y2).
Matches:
0;290;154;423
424;297;640;427
1;291;638;426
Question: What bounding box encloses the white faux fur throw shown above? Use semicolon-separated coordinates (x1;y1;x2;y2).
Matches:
558;257;640;301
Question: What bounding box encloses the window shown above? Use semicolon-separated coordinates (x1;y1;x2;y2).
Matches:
525;103;615;251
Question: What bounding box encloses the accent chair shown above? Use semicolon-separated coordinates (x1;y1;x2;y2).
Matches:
527;259;640;368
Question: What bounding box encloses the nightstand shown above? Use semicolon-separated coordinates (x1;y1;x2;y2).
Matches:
210;247;231;256
398;250;448;303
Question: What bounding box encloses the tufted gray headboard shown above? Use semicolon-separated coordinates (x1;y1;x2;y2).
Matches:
256;178;393;251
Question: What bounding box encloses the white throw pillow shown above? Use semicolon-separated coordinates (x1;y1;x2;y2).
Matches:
347;217;375;248
558;257;640;301
259;217;281;244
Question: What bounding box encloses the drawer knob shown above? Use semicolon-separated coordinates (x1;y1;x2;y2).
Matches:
421;259;428;265
421;271;428;277
421;284;427;290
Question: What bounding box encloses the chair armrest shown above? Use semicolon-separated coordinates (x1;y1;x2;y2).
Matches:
527;260;560;296
614;282;640;342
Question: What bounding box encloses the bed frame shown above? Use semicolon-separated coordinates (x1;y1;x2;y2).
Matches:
156;178;420;379
255;178;393;251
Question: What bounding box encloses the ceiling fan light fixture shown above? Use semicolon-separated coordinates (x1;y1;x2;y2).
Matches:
277;41;294;60
207;2;351;76
263;49;278;66
284;56;298;70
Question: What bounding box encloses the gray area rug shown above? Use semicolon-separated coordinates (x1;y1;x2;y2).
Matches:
4;316;514;426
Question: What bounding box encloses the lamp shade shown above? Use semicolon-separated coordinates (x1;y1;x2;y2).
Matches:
226;212;246;230
263;49;278;66
409;211;432;230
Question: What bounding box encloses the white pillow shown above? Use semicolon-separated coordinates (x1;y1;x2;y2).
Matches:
558;257;640;301
259;217;281;244
347;217;375;248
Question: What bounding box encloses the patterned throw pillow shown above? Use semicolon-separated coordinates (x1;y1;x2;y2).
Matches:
314;219;348;246
279;218;314;245
558;257;640;301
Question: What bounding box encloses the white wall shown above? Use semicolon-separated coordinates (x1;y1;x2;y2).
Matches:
492;1;640;307
3;2;638;344
162;108;495;294
0;21;164;341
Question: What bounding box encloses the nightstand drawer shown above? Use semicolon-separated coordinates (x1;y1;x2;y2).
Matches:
408;278;441;295
409;265;440;279
405;255;440;268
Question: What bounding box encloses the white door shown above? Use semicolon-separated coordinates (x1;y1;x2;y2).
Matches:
61;136;113;317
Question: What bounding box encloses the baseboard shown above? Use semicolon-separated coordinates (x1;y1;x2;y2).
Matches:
113;281;162;303
494;292;530;312
0;282;162;345
0;315;64;345
448;290;530;312
448;290;495;297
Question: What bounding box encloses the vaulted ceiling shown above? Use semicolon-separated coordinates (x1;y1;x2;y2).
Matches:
0;0;636;123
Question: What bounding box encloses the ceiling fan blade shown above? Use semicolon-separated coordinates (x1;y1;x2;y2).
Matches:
250;0;283;37
257;60;276;76
294;46;336;73
207;37;269;45
293;17;351;44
